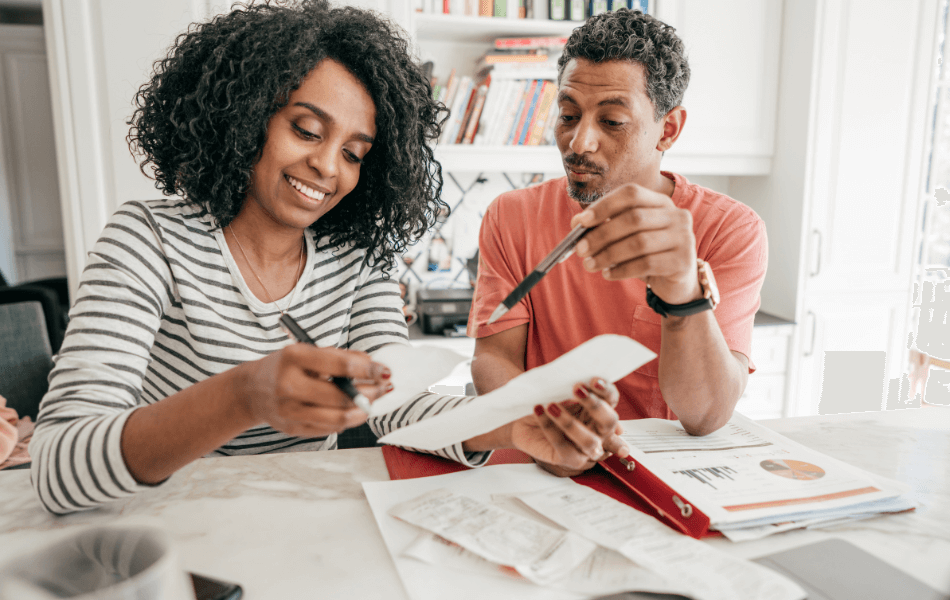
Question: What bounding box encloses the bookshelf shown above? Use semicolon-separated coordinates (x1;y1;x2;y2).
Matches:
398;0;782;176
412;14;578;43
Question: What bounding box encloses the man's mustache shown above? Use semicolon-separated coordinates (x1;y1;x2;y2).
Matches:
563;153;604;174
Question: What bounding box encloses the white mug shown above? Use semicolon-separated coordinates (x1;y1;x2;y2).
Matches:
0;525;194;600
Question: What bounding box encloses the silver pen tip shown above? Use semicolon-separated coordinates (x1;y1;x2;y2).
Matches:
487;304;508;325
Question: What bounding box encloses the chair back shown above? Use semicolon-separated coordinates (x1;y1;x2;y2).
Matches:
0;300;54;421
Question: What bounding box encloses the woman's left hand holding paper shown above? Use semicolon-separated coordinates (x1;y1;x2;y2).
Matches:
512;377;630;477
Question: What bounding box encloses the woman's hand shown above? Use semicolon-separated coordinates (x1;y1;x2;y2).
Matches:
237;343;391;438
510;378;629;477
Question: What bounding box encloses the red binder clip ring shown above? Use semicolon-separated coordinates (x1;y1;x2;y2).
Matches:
618;457;636;472
672;495;693;518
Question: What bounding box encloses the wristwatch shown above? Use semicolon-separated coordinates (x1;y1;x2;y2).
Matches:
646;259;720;318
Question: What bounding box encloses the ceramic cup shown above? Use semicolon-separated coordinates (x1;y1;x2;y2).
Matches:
0;525;194;600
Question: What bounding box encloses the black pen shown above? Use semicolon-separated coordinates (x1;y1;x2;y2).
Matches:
487;224;593;324
278;313;372;413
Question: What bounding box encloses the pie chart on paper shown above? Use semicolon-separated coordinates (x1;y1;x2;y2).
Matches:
760;459;826;481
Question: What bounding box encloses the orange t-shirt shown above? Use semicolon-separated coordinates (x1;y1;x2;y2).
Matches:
468;173;767;420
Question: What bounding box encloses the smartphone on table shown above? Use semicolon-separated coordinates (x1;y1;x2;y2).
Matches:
189;572;243;600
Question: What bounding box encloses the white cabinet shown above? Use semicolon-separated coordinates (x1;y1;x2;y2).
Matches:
655;0;781;173
788;292;910;417
730;0;937;416
802;0;924;296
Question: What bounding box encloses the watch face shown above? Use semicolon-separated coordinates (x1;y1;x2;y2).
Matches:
698;260;720;308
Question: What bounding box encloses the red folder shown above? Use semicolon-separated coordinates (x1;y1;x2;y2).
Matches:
381;446;718;539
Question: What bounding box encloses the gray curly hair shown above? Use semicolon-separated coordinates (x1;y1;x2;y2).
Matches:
557;8;690;121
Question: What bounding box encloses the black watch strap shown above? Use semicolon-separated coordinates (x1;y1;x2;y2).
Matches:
646;287;714;318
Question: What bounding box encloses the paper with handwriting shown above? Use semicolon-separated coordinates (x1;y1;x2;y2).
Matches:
389;488;596;585
514;483;805;600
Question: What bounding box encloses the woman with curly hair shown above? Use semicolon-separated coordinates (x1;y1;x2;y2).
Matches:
30;0;623;515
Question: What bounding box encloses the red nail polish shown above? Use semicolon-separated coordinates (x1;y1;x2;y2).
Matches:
547;403;561;417
534;405;545;416
381;369;392;380
574;385;589;399
385;383;394;393
593;378;607;392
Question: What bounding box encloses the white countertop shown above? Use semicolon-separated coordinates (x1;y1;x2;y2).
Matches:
1;406;948;598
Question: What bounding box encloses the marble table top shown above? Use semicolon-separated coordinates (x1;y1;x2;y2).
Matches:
1;406;948;598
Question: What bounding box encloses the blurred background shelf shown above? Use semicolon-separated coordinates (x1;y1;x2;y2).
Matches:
433;144;772;175
412;13;579;43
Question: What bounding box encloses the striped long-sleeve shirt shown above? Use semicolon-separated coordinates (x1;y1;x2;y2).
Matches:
29;199;488;514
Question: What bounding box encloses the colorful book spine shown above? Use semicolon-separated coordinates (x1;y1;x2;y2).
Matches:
497;80;530;145
494;0;506;17
494;36;568;50
479;0;493;14
453;87;478;144
507;80;538;145
549;0;566;20
526;82;557;145
441;76;473;145
461;84;489;144
516;80;545;145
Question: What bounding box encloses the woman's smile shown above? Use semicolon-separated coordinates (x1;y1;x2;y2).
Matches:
285;174;328;202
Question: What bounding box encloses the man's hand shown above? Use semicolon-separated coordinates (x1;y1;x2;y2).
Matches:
510;377;629;477
571;182;699;305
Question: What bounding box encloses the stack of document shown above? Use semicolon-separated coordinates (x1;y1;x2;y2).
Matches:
365;464;808;600
614;413;917;542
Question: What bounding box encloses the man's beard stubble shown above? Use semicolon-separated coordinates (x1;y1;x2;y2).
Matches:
567;180;607;206
563;152;608;206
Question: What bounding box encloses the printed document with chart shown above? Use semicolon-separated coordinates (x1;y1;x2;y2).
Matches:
621;413;915;537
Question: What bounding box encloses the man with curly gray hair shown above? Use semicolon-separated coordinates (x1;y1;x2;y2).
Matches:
468;8;768;475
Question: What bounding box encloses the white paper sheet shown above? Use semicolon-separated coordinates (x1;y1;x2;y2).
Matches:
363;464;590;600
514;483;806;600
404;532;688;597
368;344;468;417
389;488;597;584
378;335;655;449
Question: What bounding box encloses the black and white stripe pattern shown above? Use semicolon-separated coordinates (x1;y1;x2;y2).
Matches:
29;200;489;514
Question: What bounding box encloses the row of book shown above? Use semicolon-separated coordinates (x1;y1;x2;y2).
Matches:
437;74;560;147
433;36;563;146
415;0;649;20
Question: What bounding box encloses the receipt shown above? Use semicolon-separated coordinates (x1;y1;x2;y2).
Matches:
514;483;806;600
404;531;691;597
389;488;596;585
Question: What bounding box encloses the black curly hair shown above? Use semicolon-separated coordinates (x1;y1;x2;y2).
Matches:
558;8;690;121
128;0;448;274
